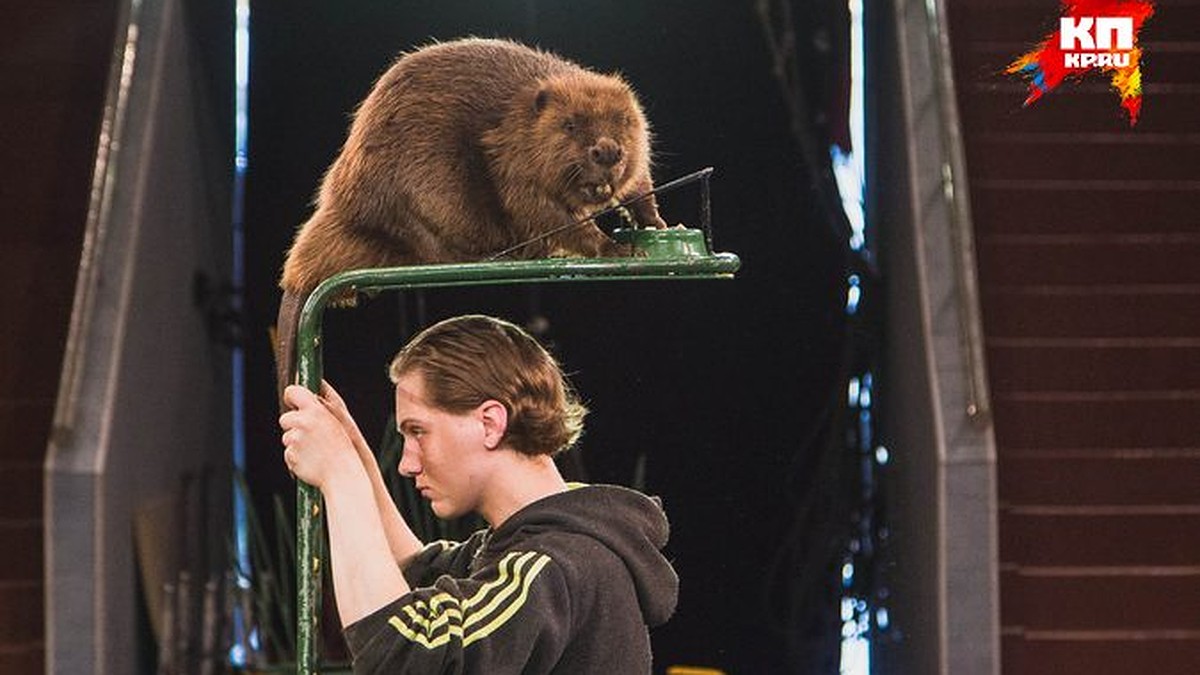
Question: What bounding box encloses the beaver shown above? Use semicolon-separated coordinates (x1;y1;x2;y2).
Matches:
280;37;667;293
276;37;668;399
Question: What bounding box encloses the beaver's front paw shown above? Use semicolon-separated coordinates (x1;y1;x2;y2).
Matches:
599;239;643;258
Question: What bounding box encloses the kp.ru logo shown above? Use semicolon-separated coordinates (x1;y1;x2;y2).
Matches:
1060;17;1133;68
1006;1;1155;125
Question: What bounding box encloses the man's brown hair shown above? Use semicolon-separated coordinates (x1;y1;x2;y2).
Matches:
388;315;587;456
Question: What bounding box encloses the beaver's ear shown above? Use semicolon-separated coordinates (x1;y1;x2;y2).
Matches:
534;86;552;114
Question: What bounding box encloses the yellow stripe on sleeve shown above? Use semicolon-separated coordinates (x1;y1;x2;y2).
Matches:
386;551;553;651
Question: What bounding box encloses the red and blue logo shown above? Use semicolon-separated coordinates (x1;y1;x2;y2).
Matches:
1006;0;1155;125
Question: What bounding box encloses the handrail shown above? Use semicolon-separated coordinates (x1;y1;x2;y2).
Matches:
291;236;739;673
925;0;993;425
50;0;144;442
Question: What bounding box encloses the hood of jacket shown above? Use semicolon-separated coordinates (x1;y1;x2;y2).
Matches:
485;483;679;626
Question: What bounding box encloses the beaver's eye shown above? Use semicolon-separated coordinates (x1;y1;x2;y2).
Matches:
563;118;577;133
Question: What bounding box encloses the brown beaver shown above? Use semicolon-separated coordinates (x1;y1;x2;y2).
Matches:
280;37;667;293
276;37;668;399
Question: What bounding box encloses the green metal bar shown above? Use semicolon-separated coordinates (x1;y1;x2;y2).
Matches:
292;232;739;673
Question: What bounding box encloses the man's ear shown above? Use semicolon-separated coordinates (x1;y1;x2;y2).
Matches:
478;400;509;450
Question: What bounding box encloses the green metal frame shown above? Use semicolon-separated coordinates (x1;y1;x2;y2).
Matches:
291;230;739;673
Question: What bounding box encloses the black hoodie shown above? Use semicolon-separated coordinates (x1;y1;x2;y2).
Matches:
343;484;679;674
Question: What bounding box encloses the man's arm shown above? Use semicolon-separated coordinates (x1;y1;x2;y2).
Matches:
318;380;424;566
281;385;411;626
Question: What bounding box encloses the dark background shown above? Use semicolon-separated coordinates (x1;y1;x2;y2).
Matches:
241;2;851;671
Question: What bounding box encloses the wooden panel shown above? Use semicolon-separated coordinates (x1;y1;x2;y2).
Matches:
0;644;44;675
993;397;1200;449
959;89;1200;134
977;240;1200;286
1003;634;1200;675
986;344;1200;391
971;187;1200;235
950;4;1200;43
950;0;1180;8
0;583;42;644
999;511;1200;566
956;52;1200;105
0;99;102;242
0;0;126;662
0;248;80;403
1;6;113;241
0;463;42;520
1001;570;1200;630
951;5;1088;44
999;454;1200;505
965;137;1200;182
0;521;41;583
0;404;54;464
981;290;1200;339
948;0;1200;670
1;3;121;69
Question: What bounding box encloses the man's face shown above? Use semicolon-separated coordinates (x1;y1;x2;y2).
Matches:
393;372;491;520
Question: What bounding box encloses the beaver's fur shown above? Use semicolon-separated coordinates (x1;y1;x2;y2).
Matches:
275;38;667;402
280;37;666;294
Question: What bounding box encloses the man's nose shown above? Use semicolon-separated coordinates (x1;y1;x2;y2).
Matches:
398;445;420;477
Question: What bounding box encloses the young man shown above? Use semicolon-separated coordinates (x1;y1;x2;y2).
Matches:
279;314;678;673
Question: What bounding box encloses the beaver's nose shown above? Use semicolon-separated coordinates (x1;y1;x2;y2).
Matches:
588;138;623;167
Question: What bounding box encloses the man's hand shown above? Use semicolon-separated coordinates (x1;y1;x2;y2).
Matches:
280;384;360;490
318;380;374;462
319;382;428;565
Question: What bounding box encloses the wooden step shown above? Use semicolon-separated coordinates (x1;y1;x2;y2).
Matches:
999;509;1200;566
999;452;1200;505
0;462;42;521
0;643;44;674
966;136;1200;182
949;2;1198;43
986;342;1200;391
977;240;1200;286
983;289;1200;339
0;582;42;644
970;188;1200;236
1001;567;1200;630
0;520;41;583
0;402;54;466
1002;632;1200;675
993;397;1200;449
